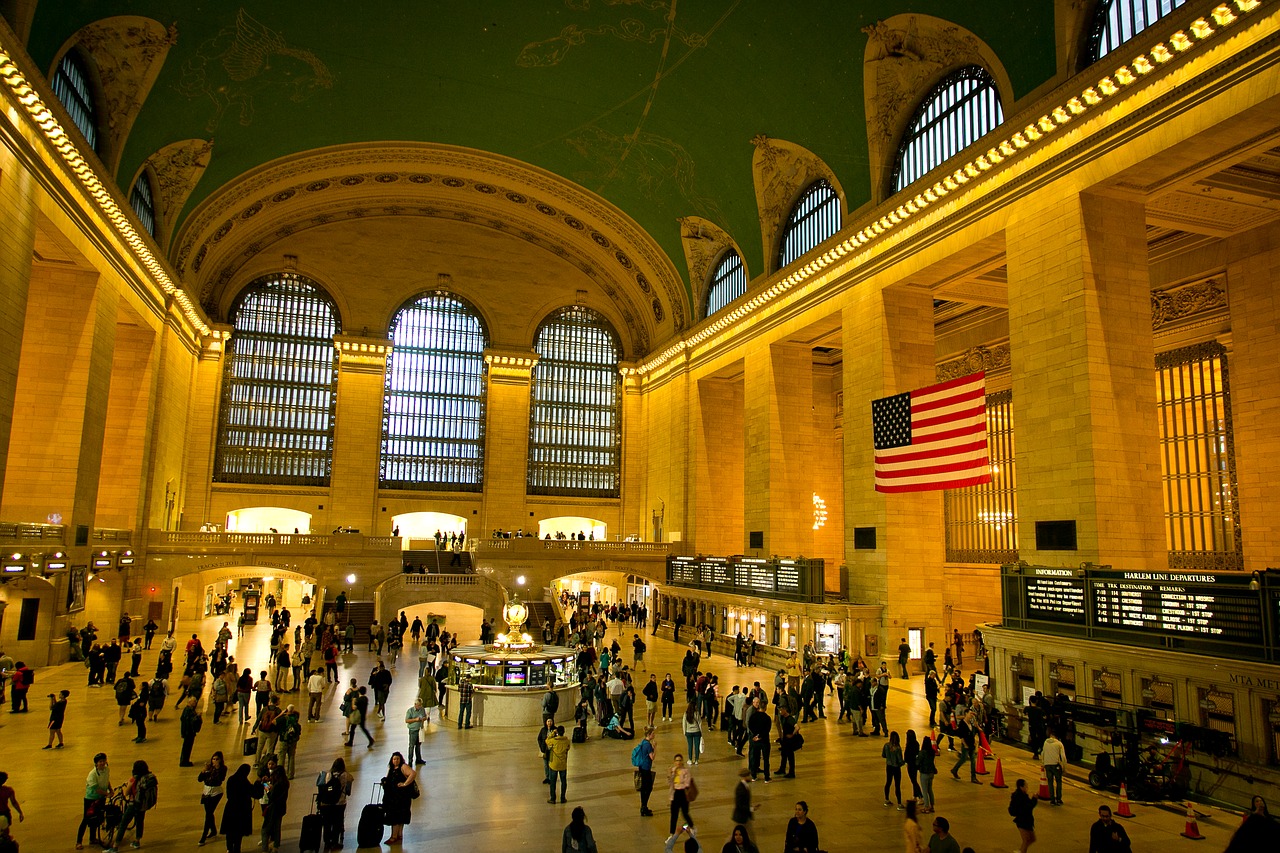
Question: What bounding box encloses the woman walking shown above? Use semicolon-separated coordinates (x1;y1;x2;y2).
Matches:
904;730;923;804
1009;778;1037;853
220;763;262;853
382;751;417;844
667;753;695;835
903;800;926;853
561;806;597;853
883;731;905;808
235;669;252;723
682;703;703;765
197;751;227;846
916;736;937;813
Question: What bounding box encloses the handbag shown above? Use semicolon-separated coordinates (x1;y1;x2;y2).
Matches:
684;778;698;803
633;770;643;791
791;731;805;751
243;736;258;756
409;779;421;800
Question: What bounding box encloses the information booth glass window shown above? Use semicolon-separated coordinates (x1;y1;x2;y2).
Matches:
1050;662;1076;699
1198;686;1237;743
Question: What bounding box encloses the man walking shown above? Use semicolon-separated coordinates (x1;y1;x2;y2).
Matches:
747;697;772;782
634;726;656;816
456;672;474;729
950;711;980;784
897;638;912;679
306;668;325;721
406;698;427;765
1041;728;1066;805
546;725;571;803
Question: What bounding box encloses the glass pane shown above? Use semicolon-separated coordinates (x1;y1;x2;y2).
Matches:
705;249;746;317
893;66;1003;193
779;180;841;269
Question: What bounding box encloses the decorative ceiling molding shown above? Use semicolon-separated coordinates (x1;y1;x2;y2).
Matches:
750;135;846;274
140;138;213;251
937;342;1012;382
861;14;1015;204
1151;275;1228;332
172;143;688;350
56;16;177;175
678;216;745;321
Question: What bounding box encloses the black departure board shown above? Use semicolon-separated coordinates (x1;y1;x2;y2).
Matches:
776;560;801;594
739;558;774;592
1091;570;1263;644
1025;570;1087;624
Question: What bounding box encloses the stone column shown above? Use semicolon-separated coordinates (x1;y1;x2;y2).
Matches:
329;335;392;534
693;372;744;554
743;343;815;556
1;264;117;531
181;325;231;529
1224;225;1280;571
482;349;537;534
1006;192;1164;568
841;284;944;651
95;322;158;529
0;148;38;497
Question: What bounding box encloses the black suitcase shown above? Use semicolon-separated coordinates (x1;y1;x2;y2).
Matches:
300;812;323;853
356;785;384;848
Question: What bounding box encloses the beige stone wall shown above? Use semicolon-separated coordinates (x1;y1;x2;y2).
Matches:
95;321;156;529
0;146;37;498
693;371;744;554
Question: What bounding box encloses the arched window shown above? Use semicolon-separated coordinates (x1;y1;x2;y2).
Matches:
51;51;99;152
381;292;489;491
1089;0;1187;63
528;306;622;497
130;171;157;238
892;66;1004;193
778;180;841;270
704;248;746;317
215;273;340;486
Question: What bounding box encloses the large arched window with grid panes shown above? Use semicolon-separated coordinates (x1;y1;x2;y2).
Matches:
778;180;841;270
130;172;157;239
892;66;1003;193
215;273;340;486
704;248;746;318
381;292;488;491
1088;0;1187;64
528;306;622;497
51;51;99;152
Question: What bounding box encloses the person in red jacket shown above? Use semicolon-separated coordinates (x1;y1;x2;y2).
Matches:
8;664;31;713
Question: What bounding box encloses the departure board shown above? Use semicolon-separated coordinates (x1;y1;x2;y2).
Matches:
1025;569;1087;624
776;560;801;594
739;558;774;592
1090;570;1263;644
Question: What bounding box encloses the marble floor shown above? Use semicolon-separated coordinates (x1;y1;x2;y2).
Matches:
0;613;1246;852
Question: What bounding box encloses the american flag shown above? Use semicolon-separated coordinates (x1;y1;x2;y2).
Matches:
871;371;991;493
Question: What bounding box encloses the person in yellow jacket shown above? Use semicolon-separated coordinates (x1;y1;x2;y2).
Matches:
547;725;571;804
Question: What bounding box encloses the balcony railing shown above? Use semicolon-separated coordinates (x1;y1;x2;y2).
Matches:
148;530;402;554
475;539;669;556
0;522;66;545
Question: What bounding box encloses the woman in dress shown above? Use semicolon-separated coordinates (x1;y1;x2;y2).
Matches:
667;753;695;836
220;763;262;853
561;805;597;853
197;751;227;846
382;751;417;844
1009;778;1038;853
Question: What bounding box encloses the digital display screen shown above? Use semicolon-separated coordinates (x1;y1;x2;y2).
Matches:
776;561;801;593
1025;572;1087;624
504;668;527;686
1091;571;1262;644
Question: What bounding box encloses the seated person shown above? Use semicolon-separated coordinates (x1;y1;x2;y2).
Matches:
602;713;634;740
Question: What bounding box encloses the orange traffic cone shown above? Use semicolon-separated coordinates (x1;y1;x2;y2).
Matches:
1037;767;1051;800
975;747;989;775
1180;801;1205;840
1115;783;1135;818
978;729;993;755
990;757;1008;789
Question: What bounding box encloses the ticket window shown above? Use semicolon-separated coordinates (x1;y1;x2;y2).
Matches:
1262;697;1280;767
1141;677;1176;714
1011;655;1036;700
1049;662;1076;699
1198;687;1237;745
771;616;781;648
1091;669;1123;707
816;622;841;655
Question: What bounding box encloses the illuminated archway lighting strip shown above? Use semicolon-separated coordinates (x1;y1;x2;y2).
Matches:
0;43;211;336
637;0;1262;375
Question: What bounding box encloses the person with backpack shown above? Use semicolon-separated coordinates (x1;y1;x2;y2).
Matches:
130;683;150;743
114;674;136;726
104;760;156;853
316;758;353;852
632;726;657;816
276;706;302;779
255;700;282;770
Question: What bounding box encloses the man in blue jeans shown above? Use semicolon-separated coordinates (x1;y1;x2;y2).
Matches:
1040;728;1066;804
456;673;474;729
950;712;980;783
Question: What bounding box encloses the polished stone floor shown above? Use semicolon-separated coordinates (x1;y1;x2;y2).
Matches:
0;613;1247;852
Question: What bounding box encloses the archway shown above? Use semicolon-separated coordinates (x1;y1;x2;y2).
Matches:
225;506;313;534
392;511;467;544
169;564;321;627
539;516;607;540
389;602;486;645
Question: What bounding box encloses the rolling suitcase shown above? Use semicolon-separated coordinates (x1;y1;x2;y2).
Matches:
300;794;323;853
356;785;384;848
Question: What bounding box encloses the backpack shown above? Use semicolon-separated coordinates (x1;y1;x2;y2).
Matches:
138;773;158;812
281;715;301;744
259;710;276;733
630;742;645;767
317;772;343;806
115;680;133;702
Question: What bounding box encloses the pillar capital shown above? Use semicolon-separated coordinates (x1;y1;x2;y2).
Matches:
334;334;391;374
484;347;538;384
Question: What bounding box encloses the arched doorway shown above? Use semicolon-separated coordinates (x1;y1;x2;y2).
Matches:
170;565;321;627
225;506;313;534
538;516;607;540
391;511;467;544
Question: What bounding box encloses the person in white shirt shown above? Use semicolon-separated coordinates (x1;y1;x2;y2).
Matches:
1040;729;1067;805
306;669;326;721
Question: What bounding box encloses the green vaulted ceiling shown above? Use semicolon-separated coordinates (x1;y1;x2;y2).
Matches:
26;1;1056;300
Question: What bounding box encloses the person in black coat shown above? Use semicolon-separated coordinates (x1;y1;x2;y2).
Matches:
1009;778;1038;853
221;763;263;853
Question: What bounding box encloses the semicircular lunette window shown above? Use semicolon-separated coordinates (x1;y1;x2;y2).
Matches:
130;172;157;238
528;306;622;498
51;51;99;152
892;65;1004;194
380;291;489;492
1090;0;1187;63
215;273;340;486
704;248;746;318
778;180;841;270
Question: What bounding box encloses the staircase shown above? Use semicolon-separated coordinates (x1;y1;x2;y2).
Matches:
324;600;376;641
525;601;557;637
402;549;473;573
